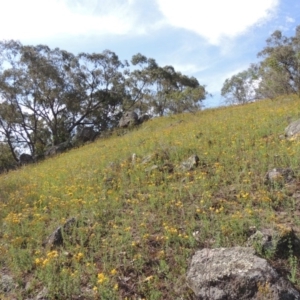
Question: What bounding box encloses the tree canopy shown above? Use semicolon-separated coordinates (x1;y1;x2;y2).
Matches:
221;25;300;104
221;66;258;104
0;41;207;164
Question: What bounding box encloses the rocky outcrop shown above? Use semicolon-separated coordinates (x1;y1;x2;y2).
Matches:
35;287;49;300
118;112;151;128
119;111;139;128
247;227;300;258
186;247;300;300
141;152;200;174
43;217;76;248
285;119;300;139
19;153;34;165
138;114;151;124
0;273;15;293
44;140;72;157
178;154;200;171
265;168;295;185
76;126;98;143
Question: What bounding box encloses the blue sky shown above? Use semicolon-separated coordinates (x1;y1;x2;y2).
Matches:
0;0;299;108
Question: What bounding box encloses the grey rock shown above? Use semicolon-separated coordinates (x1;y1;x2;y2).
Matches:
44;140;72;157
145;165;159;173
246;228;276;253
285;119;300;138
0;274;15;293
77;126;98;143
141;154;154;165
265;168;295;185
44;146;56;156
179;154;199;171
118;111;139;128
138;114;151;124
43;217;76;248
35;287;49;300
186;247;300;300
279;134;286;140
131;153;137;165
19;153;34;165
54;140;72;153
247;228;300;259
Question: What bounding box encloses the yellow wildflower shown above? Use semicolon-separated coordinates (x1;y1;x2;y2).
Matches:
110;269;117;275
74;252;84;261
97;273;107;284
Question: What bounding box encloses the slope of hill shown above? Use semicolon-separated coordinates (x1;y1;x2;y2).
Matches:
1;95;300;299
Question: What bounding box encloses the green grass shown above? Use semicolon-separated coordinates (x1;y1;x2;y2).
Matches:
1;95;300;299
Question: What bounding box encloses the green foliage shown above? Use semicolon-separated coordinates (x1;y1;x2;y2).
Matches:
127;54;207;116
0;142;17;172
288;237;299;285
222;25;300;103
0;44;207;161
256;27;300;99
221;67;257;104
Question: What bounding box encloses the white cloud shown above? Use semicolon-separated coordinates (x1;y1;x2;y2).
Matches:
0;0;142;40
286;16;295;23
0;0;279;45
156;0;279;45
172;63;209;74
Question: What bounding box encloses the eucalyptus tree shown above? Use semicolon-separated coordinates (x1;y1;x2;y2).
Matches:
256;28;300;98
160;69;206;115
70;50;128;132
0;41;127;157
0;41;48;157
221;25;300;103
125;53;159;114
0;42;207;160
127;53;207;116
221;66;259;104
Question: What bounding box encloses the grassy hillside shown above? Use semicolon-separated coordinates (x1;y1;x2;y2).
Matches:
1;95;300;299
